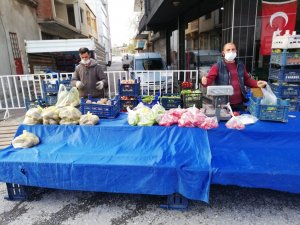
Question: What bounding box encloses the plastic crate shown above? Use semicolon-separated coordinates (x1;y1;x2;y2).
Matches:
25;97;46;110
59;79;72;90
182;92;202;109
269;67;300;82
80;95;120;118
5;183;28;201
160;93;182;109
42;80;59;93
44;94;58;106
288;99;300;112
248;96;289;122
138;95;160;108
118;79;140;96
120;98;139;111
270;83;300;98
270;52;300;66
271;31;300;49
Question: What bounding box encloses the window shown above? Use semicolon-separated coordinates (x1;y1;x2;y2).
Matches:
80;8;84;24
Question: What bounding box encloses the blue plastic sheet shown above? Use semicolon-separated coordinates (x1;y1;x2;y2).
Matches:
209;112;300;193
0;113;211;202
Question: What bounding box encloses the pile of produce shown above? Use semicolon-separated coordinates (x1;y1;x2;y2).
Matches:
23;106;99;126
12;130;40;148
120;79;135;84
127;103;165;126
127;103;218;129
181;81;193;89
141;95;155;104
85;98;111;105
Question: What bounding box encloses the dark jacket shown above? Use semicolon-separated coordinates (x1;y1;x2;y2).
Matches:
72;59;108;98
215;60;248;100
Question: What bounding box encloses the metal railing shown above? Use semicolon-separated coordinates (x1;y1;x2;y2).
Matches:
0;70;198;119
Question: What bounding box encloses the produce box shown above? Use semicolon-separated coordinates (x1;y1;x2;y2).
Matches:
181;81;193;90
270;52;300;66
248;95;289;122
160;93;182;109
44;94;58;106
181;90;202;108
269;67;300;82
25;97;46;110
118;79;140;96
59;79;72;90
138;94;159;108
270;83;300;98
42;80;59;93
120;96;138;111
288;99;300;112
80;95;120;118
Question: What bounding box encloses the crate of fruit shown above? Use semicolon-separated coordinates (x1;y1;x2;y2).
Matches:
138;94;159;108
181;81;193;90
25;97;46;110
160;93;182;109
288;99;300;112
42;80;59;93
181;90;202;109
270;51;300;66
80;95;120;118
120;96;138;111
269;67;300;82
248;95;289;122
270;83;300;98
118;79;140;96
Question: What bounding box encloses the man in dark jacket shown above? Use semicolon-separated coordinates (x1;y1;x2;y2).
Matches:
72;47;108;98
201;42;267;110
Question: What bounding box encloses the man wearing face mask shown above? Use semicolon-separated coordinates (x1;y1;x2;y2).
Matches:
71;47;108;98
201;42;267;111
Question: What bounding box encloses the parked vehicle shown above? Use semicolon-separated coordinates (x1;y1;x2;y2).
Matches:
129;52;176;94
122;54;133;70
25;39;107;74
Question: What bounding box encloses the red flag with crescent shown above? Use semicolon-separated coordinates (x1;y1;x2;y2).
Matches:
260;0;297;55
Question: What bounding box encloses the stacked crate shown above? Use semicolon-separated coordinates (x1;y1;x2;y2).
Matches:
42;80;60;106
269;31;300;111
118;79;140;111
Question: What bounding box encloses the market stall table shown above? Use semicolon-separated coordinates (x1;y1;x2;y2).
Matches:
209;112;300;194
0;113;211;203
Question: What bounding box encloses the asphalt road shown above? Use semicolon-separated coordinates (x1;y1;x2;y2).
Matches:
0;183;299;225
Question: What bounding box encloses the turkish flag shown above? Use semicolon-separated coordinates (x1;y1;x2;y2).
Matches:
260;0;298;55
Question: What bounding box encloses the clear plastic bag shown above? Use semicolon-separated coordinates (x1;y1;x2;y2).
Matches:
12;130;40;148
261;84;277;105
225;103;245;130
56;84;80;107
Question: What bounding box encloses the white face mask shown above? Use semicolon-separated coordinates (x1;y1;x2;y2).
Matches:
81;59;90;65
224;52;237;61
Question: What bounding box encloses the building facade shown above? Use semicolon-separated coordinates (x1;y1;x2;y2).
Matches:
85;0;112;65
135;0;300;80
0;0;103;75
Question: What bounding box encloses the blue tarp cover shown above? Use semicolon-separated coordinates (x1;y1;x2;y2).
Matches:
209;113;300;194
0;113;211;202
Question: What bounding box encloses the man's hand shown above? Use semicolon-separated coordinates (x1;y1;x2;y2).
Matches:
76;81;84;89
96;81;104;90
201;76;208;86
257;80;267;88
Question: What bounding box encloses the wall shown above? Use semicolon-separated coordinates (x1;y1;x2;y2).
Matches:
0;0;40;75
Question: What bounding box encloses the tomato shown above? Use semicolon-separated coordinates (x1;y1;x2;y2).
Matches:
233;112;240;116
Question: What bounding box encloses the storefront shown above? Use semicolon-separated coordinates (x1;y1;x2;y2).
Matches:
138;0;300;80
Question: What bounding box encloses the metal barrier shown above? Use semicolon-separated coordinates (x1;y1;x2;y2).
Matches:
0;70;198;120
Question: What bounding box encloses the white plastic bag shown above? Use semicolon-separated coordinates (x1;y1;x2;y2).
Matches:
56;84;80;107
12;130;40;148
261;84;277;105
225;103;245;130
236;114;258;125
